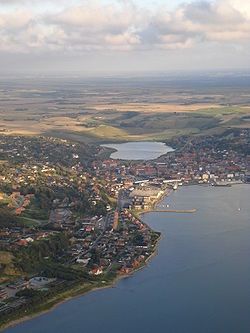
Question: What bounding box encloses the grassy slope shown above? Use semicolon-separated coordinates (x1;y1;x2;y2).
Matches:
0;251;13;265
57;106;249;143
2;105;249;143
0;251;21;282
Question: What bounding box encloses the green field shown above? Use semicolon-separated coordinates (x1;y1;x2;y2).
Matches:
51;106;249;143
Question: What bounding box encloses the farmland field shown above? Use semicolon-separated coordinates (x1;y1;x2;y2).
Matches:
0;74;249;142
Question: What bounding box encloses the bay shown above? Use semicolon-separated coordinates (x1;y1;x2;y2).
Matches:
5;185;250;333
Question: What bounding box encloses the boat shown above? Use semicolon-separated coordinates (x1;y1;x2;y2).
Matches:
173;183;178;190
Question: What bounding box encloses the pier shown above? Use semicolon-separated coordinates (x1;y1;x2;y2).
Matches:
143;209;197;214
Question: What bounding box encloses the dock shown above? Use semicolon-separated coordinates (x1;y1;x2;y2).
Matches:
143;209;197;214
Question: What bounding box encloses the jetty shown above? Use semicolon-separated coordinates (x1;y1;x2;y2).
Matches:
144;209;197;214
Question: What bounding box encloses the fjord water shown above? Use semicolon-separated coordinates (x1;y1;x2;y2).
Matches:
5;185;250;333
102;141;174;160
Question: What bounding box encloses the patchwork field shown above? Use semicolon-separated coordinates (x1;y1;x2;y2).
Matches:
0;76;249;142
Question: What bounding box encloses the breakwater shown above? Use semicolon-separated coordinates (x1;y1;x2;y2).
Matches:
143;209;197;214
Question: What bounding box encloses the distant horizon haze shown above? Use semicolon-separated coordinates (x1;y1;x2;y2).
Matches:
1;69;250;79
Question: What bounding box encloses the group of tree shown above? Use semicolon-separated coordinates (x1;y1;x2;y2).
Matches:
15;233;70;274
0;207;19;227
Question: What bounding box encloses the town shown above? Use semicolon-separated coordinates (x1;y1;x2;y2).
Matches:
0;127;249;327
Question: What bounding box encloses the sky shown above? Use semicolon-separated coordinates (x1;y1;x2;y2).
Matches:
0;0;250;74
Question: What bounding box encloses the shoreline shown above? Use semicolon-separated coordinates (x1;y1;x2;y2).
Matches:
100;142;174;161
2;183;247;331
1;274;134;332
1;227;161;332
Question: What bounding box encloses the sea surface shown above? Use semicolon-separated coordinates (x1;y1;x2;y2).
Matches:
5;184;250;333
102;141;174;160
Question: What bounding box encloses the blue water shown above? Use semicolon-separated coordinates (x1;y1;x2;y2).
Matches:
5;185;250;333
102;141;174;160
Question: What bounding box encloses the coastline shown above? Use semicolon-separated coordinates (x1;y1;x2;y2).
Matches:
2;184;247;331
1;275;133;332
1;225;161;332
1;181;175;332
1;184;176;332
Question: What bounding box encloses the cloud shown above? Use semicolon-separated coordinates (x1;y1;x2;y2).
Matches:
0;0;250;53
